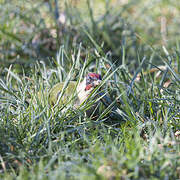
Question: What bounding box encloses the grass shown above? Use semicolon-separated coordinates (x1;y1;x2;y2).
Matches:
0;0;180;179
0;44;179;179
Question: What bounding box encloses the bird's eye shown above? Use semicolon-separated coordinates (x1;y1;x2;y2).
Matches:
87;76;94;82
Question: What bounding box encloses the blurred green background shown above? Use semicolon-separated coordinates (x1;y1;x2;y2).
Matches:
0;0;180;74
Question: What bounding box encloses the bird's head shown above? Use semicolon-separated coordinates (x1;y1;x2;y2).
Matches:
77;73;102;101
85;73;102;91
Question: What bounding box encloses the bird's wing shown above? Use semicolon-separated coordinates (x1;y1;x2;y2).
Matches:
98;92;127;121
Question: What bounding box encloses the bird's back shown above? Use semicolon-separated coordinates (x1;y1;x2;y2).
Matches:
49;81;77;106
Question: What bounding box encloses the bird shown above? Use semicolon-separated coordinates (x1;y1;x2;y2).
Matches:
48;73;124;121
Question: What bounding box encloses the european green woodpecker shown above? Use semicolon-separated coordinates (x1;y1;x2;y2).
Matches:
49;73;123;120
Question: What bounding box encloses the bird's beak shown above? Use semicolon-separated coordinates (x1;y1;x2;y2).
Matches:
93;80;102;87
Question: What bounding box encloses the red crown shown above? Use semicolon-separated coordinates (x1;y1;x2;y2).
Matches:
88;73;101;80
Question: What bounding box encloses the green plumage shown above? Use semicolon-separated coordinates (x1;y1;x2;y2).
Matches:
48;81;77;106
46;78;124;121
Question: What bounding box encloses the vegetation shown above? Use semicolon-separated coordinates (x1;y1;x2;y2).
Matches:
0;0;179;179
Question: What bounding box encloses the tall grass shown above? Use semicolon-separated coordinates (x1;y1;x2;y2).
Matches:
0;43;180;179
0;0;180;179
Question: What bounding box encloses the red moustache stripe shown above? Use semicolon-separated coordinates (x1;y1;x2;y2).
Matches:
85;84;92;91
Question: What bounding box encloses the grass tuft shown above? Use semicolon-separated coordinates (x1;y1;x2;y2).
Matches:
0;0;180;179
